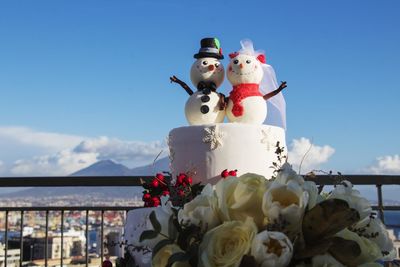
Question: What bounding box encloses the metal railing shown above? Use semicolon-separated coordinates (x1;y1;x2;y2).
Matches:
0;174;398;267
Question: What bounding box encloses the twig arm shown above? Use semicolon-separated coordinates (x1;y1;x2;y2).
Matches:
170;75;194;96
263;81;287;100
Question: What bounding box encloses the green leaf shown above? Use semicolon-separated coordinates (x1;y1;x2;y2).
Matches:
139;230;159;242
166;252;190;267
149;210;162;232
329;237;361;267
152;239;175;260
302;198;360;244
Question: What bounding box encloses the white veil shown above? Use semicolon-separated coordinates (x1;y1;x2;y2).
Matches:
239;39;286;129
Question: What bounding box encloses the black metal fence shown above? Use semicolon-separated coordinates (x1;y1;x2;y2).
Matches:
0;175;399;267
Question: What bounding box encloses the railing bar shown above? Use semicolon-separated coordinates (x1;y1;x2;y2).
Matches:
45;210;49;267
85;209;89;267
5;210;8;267
376;184;385;223
61;210;64;267
101;210;104;264
19;211;24;267
0;206;141;212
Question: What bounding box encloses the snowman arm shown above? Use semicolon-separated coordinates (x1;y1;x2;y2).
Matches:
263;81;287;100
170;75;194;96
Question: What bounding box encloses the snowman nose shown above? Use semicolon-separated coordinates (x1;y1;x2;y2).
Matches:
239;63;244;69
208;65;215;71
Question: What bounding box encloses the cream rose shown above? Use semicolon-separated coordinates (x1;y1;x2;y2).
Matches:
250;231;293;267
152;244;190;267
327;180;372;220
335;228;382;265
199;218;258;267
178;184;221;232
262;180;309;239
216;173;269;228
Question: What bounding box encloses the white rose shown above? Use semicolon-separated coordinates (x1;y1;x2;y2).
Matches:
335;228;382;265
152;244;190;267
327;180;372;220
199;218;258;267
262;180;309;239
311;253;345;267
216;173;269;228
275;163;305;185
275;163;318;210
178;184;221;232
351;216;396;260
250;231;293;267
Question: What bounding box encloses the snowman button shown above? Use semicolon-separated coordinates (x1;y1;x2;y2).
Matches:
200;105;209;114
201;95;210;103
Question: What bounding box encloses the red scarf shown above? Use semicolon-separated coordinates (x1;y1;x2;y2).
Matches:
229;83;263;117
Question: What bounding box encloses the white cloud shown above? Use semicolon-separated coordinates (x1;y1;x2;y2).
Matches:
366;155;400;174
0;160;5;175
11;150;99;176
0;126;83;151
73;136;166;162
288;137;335;173
0;126;168;176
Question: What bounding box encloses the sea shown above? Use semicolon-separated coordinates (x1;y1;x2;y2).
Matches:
384;211;400;238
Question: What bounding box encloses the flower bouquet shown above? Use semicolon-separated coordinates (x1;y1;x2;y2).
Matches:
124;163;396;267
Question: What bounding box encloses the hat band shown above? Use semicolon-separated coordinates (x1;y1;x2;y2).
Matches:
199;47;219;54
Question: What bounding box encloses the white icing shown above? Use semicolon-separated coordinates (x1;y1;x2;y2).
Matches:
169;123;286;184
185;91;225;125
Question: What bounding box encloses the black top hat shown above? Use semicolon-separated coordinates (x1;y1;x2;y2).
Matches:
194;38;224;60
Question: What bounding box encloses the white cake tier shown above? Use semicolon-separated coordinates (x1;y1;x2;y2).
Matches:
168;123;286;184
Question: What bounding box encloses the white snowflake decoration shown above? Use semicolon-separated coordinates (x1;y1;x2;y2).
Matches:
203;125;225;150
261;128;277;151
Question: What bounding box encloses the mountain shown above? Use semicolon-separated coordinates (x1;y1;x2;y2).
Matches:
71;157;170;176
0;158;171;199
71;159;134;176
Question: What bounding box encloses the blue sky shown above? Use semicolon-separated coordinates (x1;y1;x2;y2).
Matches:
0;0;399;177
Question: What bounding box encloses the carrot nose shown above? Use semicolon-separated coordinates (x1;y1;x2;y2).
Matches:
208;65;215;71
239;63;244;69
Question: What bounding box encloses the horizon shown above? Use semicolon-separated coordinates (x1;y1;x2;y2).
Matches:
1;0;399;178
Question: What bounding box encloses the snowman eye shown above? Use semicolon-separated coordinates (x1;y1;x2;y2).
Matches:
215;62;220;67
246;59;251;64
202;61;208;65
233;59;239;64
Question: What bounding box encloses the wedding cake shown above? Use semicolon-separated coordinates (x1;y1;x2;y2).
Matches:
124;38;288;266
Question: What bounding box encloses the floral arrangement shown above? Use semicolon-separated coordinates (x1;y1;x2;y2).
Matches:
134;163;396;267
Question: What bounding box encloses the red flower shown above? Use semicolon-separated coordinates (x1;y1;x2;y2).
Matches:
156;173;165;181
228;170;238;176
177;173;186;185
151;197;161;207
221;169;229;178
186;176;193;185
151;179;159;188
142;193;151;201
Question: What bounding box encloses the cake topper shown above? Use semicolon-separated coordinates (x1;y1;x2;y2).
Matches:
170;38;226;125
226;39;287;127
